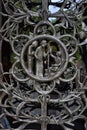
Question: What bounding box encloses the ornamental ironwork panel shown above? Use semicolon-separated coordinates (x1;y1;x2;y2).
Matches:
0;0;87;130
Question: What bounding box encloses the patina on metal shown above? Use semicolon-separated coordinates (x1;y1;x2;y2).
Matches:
0;0;87;130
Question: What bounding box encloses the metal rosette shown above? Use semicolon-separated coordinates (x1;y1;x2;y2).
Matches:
1;0;87;129
20;34;69;82
20;34;69;94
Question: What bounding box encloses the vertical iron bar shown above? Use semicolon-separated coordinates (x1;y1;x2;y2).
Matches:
41;95;47;130
42;0;49;21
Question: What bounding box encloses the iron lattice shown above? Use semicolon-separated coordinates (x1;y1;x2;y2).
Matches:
0;0;87;130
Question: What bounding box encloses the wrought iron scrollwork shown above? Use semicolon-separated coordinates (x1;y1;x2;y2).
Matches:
0;0;87;130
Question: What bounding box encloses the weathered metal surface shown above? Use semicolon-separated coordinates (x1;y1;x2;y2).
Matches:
0;0;87;130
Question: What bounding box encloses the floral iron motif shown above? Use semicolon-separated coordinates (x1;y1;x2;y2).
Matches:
0;0;87;130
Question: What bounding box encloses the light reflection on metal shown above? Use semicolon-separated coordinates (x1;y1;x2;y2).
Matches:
0;0;87;130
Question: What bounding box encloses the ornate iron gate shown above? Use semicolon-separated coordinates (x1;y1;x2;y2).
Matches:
0;0;87;130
